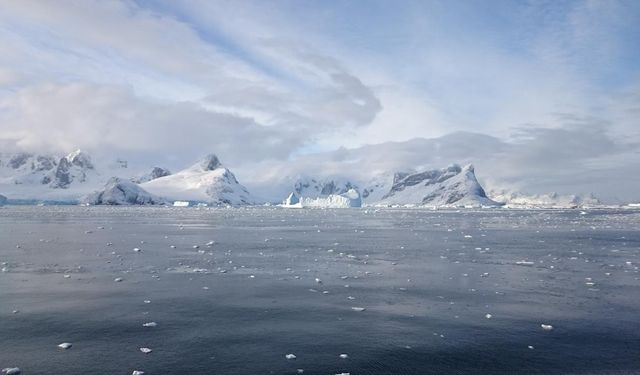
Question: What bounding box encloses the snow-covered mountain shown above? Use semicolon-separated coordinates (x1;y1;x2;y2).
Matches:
488;190;601;208
141;154;257;205
374;164;501;207
83;178;167;205
0;150;96;189
0;150;106;201
0;147;606;208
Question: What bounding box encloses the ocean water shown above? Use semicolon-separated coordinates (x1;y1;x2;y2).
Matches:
1;206;639;375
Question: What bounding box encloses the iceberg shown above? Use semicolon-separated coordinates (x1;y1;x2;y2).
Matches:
297;189;362;208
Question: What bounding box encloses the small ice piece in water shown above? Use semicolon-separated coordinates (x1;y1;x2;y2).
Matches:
351;307;366;312
140;347;152;354
143;300;151;304
485;313;492;319
315;278;322;284
132;371;145;375
285;353;297;360
339;353;349;359
142;322;157;327
541;324;554;331
1;368;21;375
58;342;72;349
528;345;534;349
133;248;141;252
114;277;124;282
336;373;351;375
63;274;71;279
206;241;214;247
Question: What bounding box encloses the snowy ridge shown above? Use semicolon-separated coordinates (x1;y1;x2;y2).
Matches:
141;154;257;206
373;164;501;207
131;167;171;184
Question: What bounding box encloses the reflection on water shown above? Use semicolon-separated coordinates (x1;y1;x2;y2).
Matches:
1;207;639;374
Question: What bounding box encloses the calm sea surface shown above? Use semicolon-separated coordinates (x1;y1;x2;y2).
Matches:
1;206;639;374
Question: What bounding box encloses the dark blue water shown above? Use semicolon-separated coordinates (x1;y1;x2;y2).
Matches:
1;207;639;374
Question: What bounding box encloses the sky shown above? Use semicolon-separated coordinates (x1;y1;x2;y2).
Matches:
0;0;639;201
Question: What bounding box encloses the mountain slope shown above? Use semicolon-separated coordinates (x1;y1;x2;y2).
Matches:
375;164;500;207
141;154;257;205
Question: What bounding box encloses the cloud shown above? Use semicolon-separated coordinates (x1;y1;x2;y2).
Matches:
0;0;638;201
0;82;303;167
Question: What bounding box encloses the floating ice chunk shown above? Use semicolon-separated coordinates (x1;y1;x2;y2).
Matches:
336;373;351;375
143;300;151;304
142;322;157;327
1;368;21;375
339;353;349;359
516;260;534;266
285;353;297;360
206;241;215;247
315;278;322;284
133;248;141;252
132;371;145;375
351;307;366;312
140;347;152;354
528;345;534;349
541;324;554;331
58;342;72;349
485;314;492;319
114;277;124;282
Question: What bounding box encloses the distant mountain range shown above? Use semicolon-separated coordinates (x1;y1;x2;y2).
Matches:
0;150;605;208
